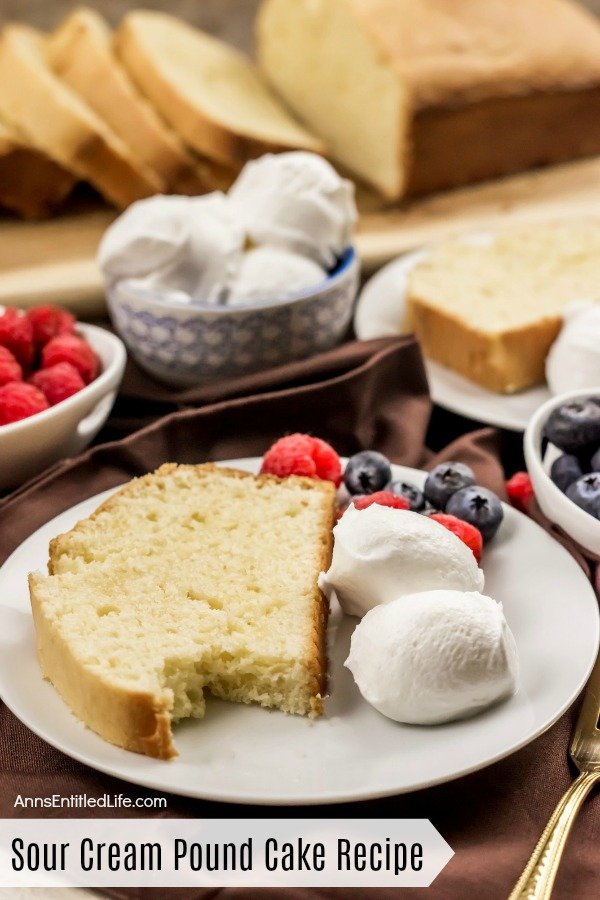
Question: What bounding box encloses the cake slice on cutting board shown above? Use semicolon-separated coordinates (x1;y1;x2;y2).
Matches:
29;464;336;759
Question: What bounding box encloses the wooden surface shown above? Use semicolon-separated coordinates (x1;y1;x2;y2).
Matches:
355;155;600;268
0;207;116;315
2;156;600;315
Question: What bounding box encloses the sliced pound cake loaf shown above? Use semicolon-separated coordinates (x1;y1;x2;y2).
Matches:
406;219;600;394
46;8;231;196
0;24;160;208
29;464;336;759
114;11;325;169
0;118;75;217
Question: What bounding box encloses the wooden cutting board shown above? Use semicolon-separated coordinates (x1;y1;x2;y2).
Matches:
3;156;600;316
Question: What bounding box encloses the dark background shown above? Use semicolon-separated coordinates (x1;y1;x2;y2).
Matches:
1;0;598;54
0;1;262;52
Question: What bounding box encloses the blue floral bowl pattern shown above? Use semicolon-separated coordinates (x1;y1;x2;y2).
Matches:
107;247;360;387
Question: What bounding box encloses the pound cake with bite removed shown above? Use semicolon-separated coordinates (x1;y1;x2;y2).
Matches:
29;463;336;759
406;218;600;394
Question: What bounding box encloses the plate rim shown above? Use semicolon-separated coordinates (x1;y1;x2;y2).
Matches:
1;460;598;805
425;360;552;434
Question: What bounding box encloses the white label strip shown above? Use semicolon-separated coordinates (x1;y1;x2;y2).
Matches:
0;818;453;888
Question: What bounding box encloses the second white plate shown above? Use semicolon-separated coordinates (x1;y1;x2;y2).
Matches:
0;460;597;805
355;250;552;432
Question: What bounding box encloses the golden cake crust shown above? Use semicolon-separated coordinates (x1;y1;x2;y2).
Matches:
31;463;336;759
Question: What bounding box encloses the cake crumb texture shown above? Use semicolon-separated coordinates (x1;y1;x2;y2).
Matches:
29;464;336;759
406;218;600;393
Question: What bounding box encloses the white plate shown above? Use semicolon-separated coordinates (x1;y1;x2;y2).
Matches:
355;249;552;432
0;460;597;805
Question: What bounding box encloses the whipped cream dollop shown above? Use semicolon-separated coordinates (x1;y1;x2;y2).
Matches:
345;590;519;725
546;303;600;395
228;152;357;269
99;193;245;304
318;505;484;618
227;245;326;306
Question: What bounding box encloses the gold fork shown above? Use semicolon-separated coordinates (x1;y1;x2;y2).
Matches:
509;650;600;900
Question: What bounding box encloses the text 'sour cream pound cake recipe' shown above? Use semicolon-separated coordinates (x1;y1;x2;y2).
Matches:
30;434;519;759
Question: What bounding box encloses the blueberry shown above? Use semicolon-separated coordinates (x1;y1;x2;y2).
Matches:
344;451;392;496
550;454;583;493
387;480;425;512
566;473;600;519
592;447;600;472
543;400;600;454
446;485;504;542
424;462;476;510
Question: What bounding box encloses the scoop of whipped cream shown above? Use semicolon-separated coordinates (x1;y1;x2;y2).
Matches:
98;194;190;282
98;153;356;306
318;504;484;618
345;589;519;725
546;302;600;394
227;246;326;306
98;193;245;303
228;151;357;269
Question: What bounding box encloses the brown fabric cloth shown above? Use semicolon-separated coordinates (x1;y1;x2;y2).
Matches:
96;330;425;439
0;336;598;900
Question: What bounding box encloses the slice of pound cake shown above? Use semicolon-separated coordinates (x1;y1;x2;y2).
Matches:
29;464;336;759
406;219;600;394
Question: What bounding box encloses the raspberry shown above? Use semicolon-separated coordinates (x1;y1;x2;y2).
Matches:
260;433;342;485
429;513;483;563
0;346;23;386
353;491;410;511
42;334;100;385
310;437;343;485
30;362;85;406
506;471;535;513
0;382;49;425
0;308;34;369
26;305;75;347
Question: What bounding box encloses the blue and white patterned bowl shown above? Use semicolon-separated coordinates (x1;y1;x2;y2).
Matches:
107;247;360;387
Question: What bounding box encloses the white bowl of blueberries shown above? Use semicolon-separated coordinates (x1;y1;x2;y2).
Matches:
524;388;600;555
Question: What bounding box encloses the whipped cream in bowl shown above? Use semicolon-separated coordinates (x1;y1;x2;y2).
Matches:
99;152;359;386
226;245;327;307
228;151;357;269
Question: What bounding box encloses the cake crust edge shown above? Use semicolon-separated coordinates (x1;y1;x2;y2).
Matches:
31;462;336;759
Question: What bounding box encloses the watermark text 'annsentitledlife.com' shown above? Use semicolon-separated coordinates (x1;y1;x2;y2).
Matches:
14;794;167;811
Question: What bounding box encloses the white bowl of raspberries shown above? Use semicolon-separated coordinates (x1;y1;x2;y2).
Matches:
524;388;600;556
0;305;126;490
